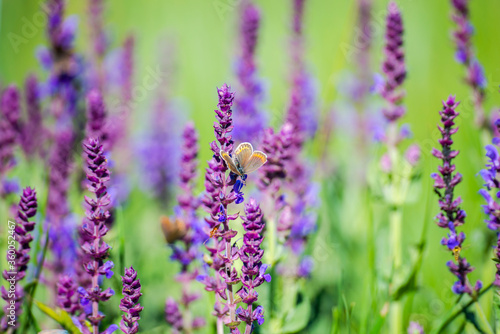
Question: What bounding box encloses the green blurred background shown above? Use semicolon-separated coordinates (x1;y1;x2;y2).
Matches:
2;0;500;332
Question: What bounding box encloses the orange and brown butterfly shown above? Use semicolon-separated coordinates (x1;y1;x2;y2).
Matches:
220;142;267;177
160;216;187;244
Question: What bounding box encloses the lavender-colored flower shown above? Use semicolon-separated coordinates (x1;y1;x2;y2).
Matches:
79;137;115;332
178;122;199;214
47;129;77;275
202;84;248;329
88;0;107;60
21;75;44;158
45;0;81;118
165;298;184;333
1;187;38;331
238;200;270;303
236;199;270;331
432;95;481;295
57;275;81;315
380;1;406;122
0;86;21;196
450;0;472;65
450;0;486;128
203;84;238;230
137;96;178;202
478;130;500;286
120;267;143;334
0;97;17;179
258;123;293;194
293;0;305;35
86;89;107;141
121;35;135;104
351;0;374;101
285;0;318;146
407;321;424;334
1;85;21;137
233;1;266;142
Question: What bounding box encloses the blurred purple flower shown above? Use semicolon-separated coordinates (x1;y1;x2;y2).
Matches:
450;0;487;128
88;0;107;62
165;298;184;333
0;88;18;182
407;321;424;334
43;0;83;126
57;275;81;315
380;1;406;122
86;89;108;143
479;125;500;286
233;1;267;143
20;75;44;158
137;97;179;202
286;0;318;146
47;129;77;275
1;85;21;137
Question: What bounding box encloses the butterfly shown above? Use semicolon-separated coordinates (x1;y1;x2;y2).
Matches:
160;216;187;244
220;142;267;176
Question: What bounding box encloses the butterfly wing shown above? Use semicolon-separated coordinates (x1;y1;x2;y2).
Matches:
243;151;267;174
220;150;242;175
234;142;253;167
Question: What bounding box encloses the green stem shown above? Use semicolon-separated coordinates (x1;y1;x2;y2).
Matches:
389;208;403;334
21;227;49;334
433;283;493;334
474;300;493;334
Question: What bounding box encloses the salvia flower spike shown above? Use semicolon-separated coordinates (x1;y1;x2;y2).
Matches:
431;95;481;296
79;137;116;333
1;187;37;331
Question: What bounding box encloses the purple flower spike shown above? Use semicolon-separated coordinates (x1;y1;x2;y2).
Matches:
236;199;270;332
1;187;38;330
479;111;500;287
86;89;108;142
381;1;406;122
201;84;254;329
57;275;81;315
164;121;205;332
120;267;143;334
165;298;184;333
432;96;480;296
47;129;77;276
233;1;266;142
0;86;21;190
450;0;487;128
21;75;44;158
286;0;318;147
178;122;199;213
1;85;21;138
80;137;114;331
431;96;464;232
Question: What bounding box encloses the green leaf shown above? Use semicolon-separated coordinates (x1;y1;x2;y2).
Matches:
34;300;83;334
280;298;311;333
